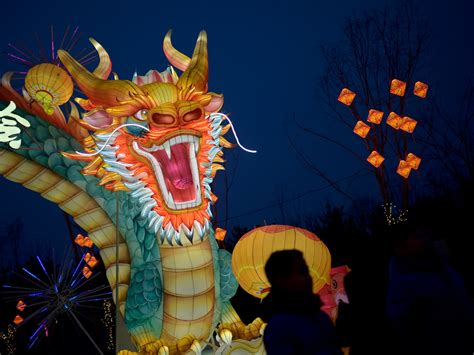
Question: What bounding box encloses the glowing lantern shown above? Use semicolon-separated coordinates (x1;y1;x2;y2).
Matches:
83;253;99;268
386;112;402;130
353;121;370;138
231;225;331;299
24;63;73;115
82;266;92;279
338;88;356;106
390;79;406;97
215;227;226;241
396;160;412;178
13;315;23;325
406;153;421;170
367;109;384;124
75;234;94;248
399;117;417;133
16;300;26;311
414;81;428;98
367;151;385;168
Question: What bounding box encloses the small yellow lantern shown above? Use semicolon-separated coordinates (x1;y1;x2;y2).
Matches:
397;160;412;178
387;112;402;130
414;81;429;98
215;227;226;241
399;117;418;133
406;153;421;170
367;150;385;168
390;79;407;96
13;315;24;325
367;109;384;124
353;121;371;138
338;88;356;106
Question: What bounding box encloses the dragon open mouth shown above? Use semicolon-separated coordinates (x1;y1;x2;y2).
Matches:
132;135;202;210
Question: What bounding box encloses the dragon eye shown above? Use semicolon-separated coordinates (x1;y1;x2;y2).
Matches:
134;109;148;121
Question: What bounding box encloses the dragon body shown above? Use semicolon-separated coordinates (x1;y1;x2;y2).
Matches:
0;31;263;353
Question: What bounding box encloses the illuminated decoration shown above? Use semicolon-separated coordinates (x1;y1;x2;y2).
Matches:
0;325;16;355
0;30;264;354
383;202;408;225
24;64;73;115
396;160;412;178
2;250;111;350
82;266;93;278
414;81;428;98
367;150;385;168
390;79;407;96
16;300;26;312
0;101;31;149
386;112;403;130
337;88;356;106
406;153;421;170
367;109;383;124
231;225;331;298
318;266;350;322
102;300;115;351
399;116;417;133
83;252;99;268
215;227;226;241
353;120;370;138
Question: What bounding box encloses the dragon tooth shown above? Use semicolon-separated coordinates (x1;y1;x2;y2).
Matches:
159;227;166;244
141;200;157;218
148;213;159;229
174;229;183;246
163;141;172;160
165;224;174;245
193;221;204;239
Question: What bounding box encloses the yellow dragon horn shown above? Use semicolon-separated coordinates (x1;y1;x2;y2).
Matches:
177;30;208;93
88;38;112;79
163;30;191;72
58;39;144;108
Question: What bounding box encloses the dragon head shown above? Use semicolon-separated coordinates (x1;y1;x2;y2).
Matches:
59;31;233;246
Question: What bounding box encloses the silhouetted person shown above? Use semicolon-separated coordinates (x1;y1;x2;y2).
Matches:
262;250;342;355
387;226;474;355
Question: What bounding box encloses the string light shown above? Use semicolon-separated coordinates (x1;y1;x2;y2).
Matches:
383;202;408;226
0;325;16;355
102;300;115;351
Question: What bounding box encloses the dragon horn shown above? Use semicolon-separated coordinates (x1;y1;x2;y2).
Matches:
89;38;112;79
58;40;144;107
177;30;208;93
163;30;191;72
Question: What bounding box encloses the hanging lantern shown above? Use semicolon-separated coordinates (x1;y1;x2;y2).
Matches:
75;234;94;248
390;79;407;97
338;88;356;106
215;227;226;241
396;160;412;178
399;117;417;133
82;266;92;279
367;150;385;168
13;315;24;325
231;225;331;299
24;63;73;115
386;112;403;130
16;300;26;312
414;81;429;98
367;109;384;124
406;153;421;170
83;253;99;268
353;121;371;138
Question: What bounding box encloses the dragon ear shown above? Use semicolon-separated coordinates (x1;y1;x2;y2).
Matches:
204;92;224;113
83;109;113;129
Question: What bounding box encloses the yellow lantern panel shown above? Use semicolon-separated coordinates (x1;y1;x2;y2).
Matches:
414;81;429;98
353;120;371;138
338;88;356;106
397;160;412;178
367;150;385;168
390;79;407;96
367;109;384;124
400;117;417;133
406;153;421;170
387;112;402;130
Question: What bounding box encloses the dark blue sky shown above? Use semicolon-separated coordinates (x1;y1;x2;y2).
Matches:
0;0;473;256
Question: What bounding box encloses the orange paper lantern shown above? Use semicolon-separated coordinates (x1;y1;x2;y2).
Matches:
414;81;428;98
390;79;407;96
76;234;94;248
367;109;384;124
387;112;402;130
16;300;26;312
82;266;92;279
215;227;226;241
13;315;24;325
399;117;417;133
338;88;356;106
397;160;412;178
367;151;385;168
353;121;371;138
406;153;421;170
83;253;99;268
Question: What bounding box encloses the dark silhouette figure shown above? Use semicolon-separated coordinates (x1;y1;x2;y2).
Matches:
262;250;342;355
386;226;474;355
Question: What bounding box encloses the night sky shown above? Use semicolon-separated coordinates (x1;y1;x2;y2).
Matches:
0;0;473;257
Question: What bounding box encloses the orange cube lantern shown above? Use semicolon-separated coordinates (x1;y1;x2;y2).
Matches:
215;227;226;241
353;121;371;138
414;81;429;98
397;160;412;178
16;300;26;312
406;153;421;170
83;253;99;268
338;88;356;106
75;234;85;247
400;117;417;133
367;109;384;124
367;151;385;168
82;266;92;279
387;112;402;130
13;315;24;325
390;79;407;96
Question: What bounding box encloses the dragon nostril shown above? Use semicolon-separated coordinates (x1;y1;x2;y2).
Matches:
152;112;175;125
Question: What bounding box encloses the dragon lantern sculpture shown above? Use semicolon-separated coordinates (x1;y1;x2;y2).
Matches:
0;31;264;354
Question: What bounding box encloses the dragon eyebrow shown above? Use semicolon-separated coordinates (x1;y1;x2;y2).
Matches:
208;113;257;154
75;123;151;156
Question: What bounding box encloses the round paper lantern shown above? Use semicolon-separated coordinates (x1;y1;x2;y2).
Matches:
231;225;331;299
